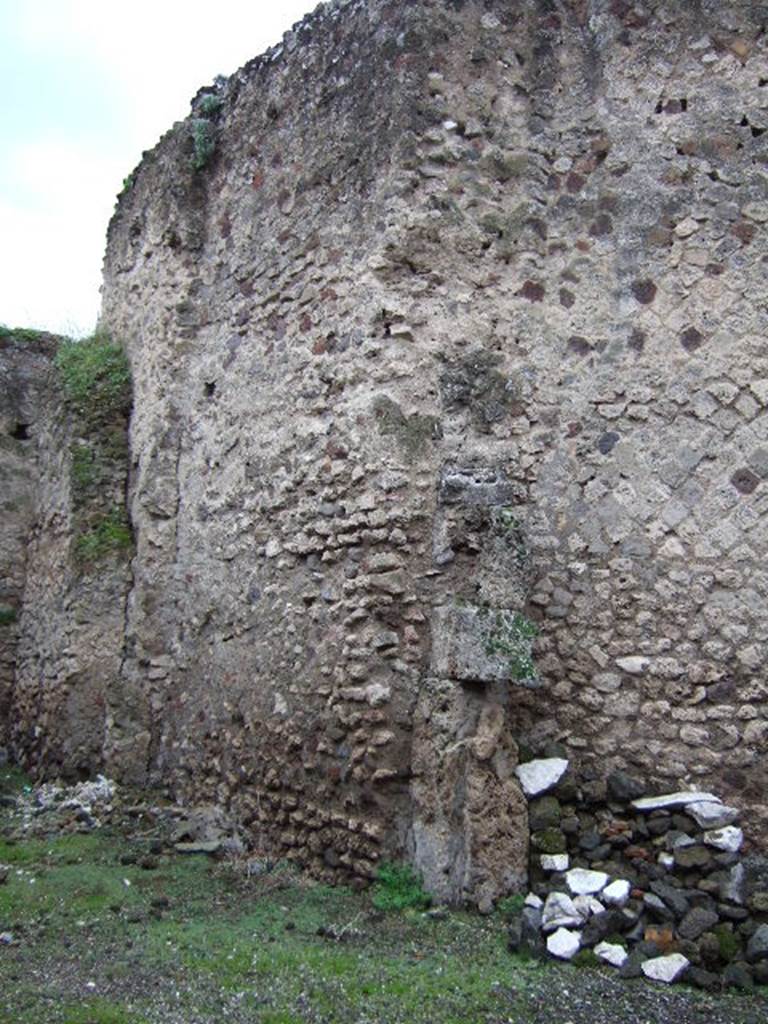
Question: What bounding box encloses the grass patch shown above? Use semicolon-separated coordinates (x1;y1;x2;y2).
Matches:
55;333;131;421
371;862;431;912
61;1000;148;1024
74;508;132;564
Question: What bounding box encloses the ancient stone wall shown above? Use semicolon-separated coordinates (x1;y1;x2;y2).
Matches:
7;0;768;905
6;333;132;779
0;330;57;753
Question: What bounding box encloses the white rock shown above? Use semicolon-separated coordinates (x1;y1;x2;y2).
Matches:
542;891;583;931
602;879;631;907
515;757;569;797
541;854;569;872
615;655;649;675
686;801;739;829
524;892;543;910
641;953;690;984
674;216;699;238
703;825;743;853
594;941;628;967
546;927;581;960
632;791;721;812
565;868;608;896
658;852;675;870
574;895;604;918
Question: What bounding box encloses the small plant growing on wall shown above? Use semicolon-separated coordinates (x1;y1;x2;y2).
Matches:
55;333;131;422
55;333;133;568
484;609;538;683
191;118;217;171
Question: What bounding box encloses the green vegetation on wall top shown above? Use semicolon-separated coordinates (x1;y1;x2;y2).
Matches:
55;333;131;420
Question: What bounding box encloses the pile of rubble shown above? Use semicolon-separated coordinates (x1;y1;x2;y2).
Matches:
509;756;768;990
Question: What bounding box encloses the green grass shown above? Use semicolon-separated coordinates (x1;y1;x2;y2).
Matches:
1;814;766;1024
74;509;132;564
0;325;51;345
371;861;431;912
55;333;131;420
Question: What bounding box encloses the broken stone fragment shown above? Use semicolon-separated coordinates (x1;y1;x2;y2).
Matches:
515;757;569;798
594;940;628;967
615;656;649;675
641;953;690;984
565;867;608;896
546;926;581;960
602;879;631;906
541;891;583;931
703;826;743;853
686;801;739;830
541;853;569;872
632;791;721;812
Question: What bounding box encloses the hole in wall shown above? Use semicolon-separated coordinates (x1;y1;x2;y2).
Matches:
204;382;216;398
11;423;30;440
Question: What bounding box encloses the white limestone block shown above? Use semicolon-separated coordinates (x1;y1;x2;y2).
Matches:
546;927;581;960
615;656;649;675
515;758;569;797
565;867;608;896
602;879;631;907
595;941;628;967
632;791;720;812
703;826;743;853
641;953;690;984
687;801;739;829
542;891;583;931
541;853;569;872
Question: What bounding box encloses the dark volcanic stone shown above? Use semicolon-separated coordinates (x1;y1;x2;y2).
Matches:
529;795;561;832
687;966;721;991
643;893;674;923
723;962;754;991
607;770;646;802
619;949;648;979
531;828;566;855
650;881;690;919
747;923;768;964
674;845;712;870
582;909;629;946
579;829;602;851
647;816;670;837
679;907;720;940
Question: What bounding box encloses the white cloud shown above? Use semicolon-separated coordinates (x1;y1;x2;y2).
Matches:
1;0;316;335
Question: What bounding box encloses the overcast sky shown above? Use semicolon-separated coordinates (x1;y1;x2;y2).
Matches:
0;0;316;337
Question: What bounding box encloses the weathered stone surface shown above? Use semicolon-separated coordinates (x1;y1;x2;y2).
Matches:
632;793;721;813
687;802;740;830
541;854;569;873
602;879;631;907
541;892;583;932
641;954;690;984
746;924;768;964
3;0;768;900
678;907;719;941
546;927;581;961
594;941;628;968
565;868;608;896
703;827;743;854
515;759;569;798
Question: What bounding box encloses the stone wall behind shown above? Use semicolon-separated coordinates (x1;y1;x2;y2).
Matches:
7;0;768;904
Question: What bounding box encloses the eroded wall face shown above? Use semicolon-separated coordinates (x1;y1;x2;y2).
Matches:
0;333;56;752
98;0;768;893
8;335;132;780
